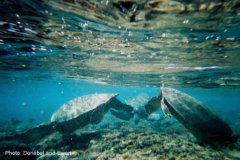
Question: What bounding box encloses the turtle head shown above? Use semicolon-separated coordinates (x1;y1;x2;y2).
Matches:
144;94;162;115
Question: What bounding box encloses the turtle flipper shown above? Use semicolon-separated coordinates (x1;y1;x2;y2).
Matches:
161;97;171;117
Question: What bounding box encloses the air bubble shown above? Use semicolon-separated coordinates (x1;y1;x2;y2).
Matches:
82;22;88;29
183;20;189;24
128;31;133;37
21;102;27;106
182;37;189;43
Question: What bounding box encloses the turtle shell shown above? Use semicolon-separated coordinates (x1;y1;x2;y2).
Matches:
51;93;118;122
161;87;234;145
51;93;133;133
17;93;132;143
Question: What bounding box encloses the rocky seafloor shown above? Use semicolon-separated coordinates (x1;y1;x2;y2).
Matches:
36;132;240;160
1;117;240;160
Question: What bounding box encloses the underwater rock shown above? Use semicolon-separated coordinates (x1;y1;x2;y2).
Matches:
34;130;102;152
33;132;63;151
83;128;230;160
125;93;150;119
14;123;56;144
92;110;127;129
0;140;36;160
147;110;163;121
2;118;238;160
59;130;102;150
125;93;149;110
160;87;237;145
36;154;61;160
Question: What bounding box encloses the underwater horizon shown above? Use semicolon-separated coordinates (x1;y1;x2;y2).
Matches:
0;0;240;159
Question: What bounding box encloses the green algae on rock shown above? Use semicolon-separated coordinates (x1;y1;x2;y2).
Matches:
37;128;236;160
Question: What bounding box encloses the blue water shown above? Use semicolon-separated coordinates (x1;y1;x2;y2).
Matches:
0;78;159;122
0;77;239;130
0;0;240;132
1;1;240;160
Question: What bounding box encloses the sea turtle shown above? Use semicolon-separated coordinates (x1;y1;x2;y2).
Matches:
51;93;118;123
144;95;162;115
155;87;237;145
51;93;134;132
11;90;237;146
16;93;133;144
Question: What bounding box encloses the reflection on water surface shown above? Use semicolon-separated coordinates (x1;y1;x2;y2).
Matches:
0;0;240;87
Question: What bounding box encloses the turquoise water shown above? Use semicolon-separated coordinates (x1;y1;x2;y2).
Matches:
0;78;239;128
0;78;159;122
0;0;240;134
0;0;240;159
